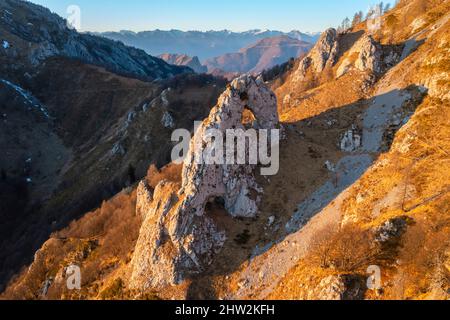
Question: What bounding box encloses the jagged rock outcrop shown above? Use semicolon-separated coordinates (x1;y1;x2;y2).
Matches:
337;35;383;78
136;181;153;221
180;75;279;218
129;75;279;290
354;35;383;73
293;28;339;82
313;275;365;300
340;126;362;152
374;217;408;244
130;180;223;289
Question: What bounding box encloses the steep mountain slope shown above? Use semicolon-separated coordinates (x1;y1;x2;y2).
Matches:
2;0;449;301
230;0;450;300
0;0;226;292
158;54;207;74
100;29;320;61
0;57;226;292
204;36;312;74
0;0;191;81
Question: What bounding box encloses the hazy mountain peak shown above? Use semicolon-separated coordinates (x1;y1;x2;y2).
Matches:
205;35;313;74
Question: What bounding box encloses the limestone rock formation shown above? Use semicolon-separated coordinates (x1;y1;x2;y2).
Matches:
293;28;339;82
129;75;279;290
136;181;153;221
130;180;225;289
340;126;362;152
354;35;383;73
313;275;365;300
374;217;408;244
180;75;279;218
337;35;383;78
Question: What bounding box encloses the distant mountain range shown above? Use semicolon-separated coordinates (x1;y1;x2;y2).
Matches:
204;35;313;74
158;35;314;77
98;29;321;61
158;53;207;74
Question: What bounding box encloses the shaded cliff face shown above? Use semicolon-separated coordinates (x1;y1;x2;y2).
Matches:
159;54;207;74
204;36;313;74
0;0;191;81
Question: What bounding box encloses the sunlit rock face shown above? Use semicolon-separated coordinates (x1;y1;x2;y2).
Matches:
129;75;279;290
337;34;384;78
293;28;339;82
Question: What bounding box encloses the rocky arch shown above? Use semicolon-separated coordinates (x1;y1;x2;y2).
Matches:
129;75;279;290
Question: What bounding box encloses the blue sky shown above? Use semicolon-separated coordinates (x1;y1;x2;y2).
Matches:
30;0;395;33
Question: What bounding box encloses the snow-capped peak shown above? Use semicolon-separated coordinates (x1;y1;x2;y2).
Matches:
254;29;270;35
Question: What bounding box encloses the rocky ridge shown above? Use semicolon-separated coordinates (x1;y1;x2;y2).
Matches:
292;28;339;82
0;0;191;80
291;27;401;85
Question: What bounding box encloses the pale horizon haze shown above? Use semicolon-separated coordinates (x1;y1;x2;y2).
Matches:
29;0;395;33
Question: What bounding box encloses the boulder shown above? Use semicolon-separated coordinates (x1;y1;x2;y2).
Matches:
340;126;362;152
354;35;383;74
161;111;175;129
314;275;365;300
374;217;408;244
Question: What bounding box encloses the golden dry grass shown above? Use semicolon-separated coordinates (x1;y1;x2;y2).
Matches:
1;189;141;300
